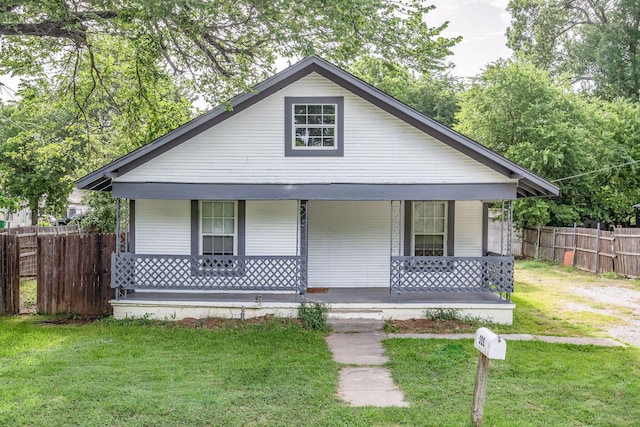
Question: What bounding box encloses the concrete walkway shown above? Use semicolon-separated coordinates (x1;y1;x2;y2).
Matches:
326;330;625;407
325;333;409;407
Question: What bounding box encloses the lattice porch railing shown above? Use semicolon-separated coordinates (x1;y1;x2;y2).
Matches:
112;253;305;294
390;256;514;297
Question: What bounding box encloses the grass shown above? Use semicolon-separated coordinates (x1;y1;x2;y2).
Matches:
489;260;640;337
3;261;640;425
0;316;342;426
2;315;640;426
384;338;640;426
19;278;36;309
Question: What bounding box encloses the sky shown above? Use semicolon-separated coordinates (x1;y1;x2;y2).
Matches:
428;0;513;78
0;1;513;100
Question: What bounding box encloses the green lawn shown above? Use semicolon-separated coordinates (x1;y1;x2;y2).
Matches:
4;261;640;426
2;315;640;426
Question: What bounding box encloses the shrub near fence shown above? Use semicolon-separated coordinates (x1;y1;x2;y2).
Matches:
37;233;116;316
522;226;640;278
0;234;19;315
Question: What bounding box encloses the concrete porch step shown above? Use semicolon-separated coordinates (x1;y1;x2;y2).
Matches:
328;310;386;332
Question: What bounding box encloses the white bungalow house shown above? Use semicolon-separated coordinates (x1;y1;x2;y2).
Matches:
77;56;558;324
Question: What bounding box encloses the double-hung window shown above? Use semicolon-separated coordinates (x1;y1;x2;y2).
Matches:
413;201;447;256
294;104;336;148
285;97;344;157
201;201;236;256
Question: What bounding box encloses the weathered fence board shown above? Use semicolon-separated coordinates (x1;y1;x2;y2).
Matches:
37;234;115;315
0;234;20;315
1;225;81;277
523;226;640;278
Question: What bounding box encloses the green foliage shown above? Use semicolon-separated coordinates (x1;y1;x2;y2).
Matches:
507;0;640;100
456;61;593;226
424;308;462;322
79;192;121;233
456;60;640;226
350;55;462;126
0;1;460;107
297;301;329;331
0;91;82;223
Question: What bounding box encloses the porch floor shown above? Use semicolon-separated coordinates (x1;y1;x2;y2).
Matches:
118;287;508;305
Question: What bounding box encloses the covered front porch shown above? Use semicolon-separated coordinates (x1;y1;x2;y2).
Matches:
110;198;516;323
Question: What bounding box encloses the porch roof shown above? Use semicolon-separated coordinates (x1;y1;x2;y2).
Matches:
77;56;559;199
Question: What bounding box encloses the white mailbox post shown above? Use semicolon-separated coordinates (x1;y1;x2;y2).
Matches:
471;328;507;427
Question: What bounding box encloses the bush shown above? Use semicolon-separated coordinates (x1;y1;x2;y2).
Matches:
298;301;328;331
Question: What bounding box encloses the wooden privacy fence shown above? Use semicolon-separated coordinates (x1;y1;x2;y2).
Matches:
522;226;640;278
0;234;19;315
37;233;116;315
1;225;80;277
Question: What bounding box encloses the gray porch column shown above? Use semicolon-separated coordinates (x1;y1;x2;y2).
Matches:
299;200;308;293
115;198;121;254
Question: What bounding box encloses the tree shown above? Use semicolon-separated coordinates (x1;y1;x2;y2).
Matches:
0;93;81;224
455;61;597;226
507;0;640;100
0;0;460;107
350;56;462;126
0;37;193;224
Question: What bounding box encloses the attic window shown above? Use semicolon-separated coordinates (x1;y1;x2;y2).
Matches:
285;97;344;157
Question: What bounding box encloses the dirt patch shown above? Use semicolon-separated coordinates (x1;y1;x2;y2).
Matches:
33;315;103;325
386;318;478;334
176;315;301;330
568;286;640;347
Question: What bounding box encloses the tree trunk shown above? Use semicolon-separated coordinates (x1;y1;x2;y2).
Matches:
30;200;38;226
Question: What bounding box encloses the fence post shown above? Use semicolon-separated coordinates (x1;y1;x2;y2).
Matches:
595;223;601;274
572;223;577;267
612;228;617;274
551;227;556;263
535;227;541;260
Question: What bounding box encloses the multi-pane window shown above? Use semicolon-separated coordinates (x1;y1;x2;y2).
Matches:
293;104;336;149
413;201;447;256
201;201;236;255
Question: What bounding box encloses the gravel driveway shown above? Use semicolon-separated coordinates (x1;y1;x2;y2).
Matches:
569;286;640;347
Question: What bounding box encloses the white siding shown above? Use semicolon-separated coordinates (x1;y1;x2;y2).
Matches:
135;199;191;255
308;201;390;288
245;201;298;256
454;201;483;257
117;73;512;185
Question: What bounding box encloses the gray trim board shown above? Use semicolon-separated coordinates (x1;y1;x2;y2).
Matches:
237;200;246;256
129;200;136;253
284;97;344;157
191;200;198;256
112;182;518;201
447;201;455;256
403;200;412;256
77;56;558;199
482;202;489;256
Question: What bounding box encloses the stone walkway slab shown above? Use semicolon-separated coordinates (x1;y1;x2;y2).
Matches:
325;333;388;365
338;367;409;407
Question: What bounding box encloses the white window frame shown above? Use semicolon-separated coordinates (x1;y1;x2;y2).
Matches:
412;201;447;256
199;201;238;256
291;103;338;151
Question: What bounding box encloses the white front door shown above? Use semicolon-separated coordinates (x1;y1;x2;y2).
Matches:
307;201;390;288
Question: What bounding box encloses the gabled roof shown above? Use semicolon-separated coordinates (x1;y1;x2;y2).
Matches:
77;55;559;198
